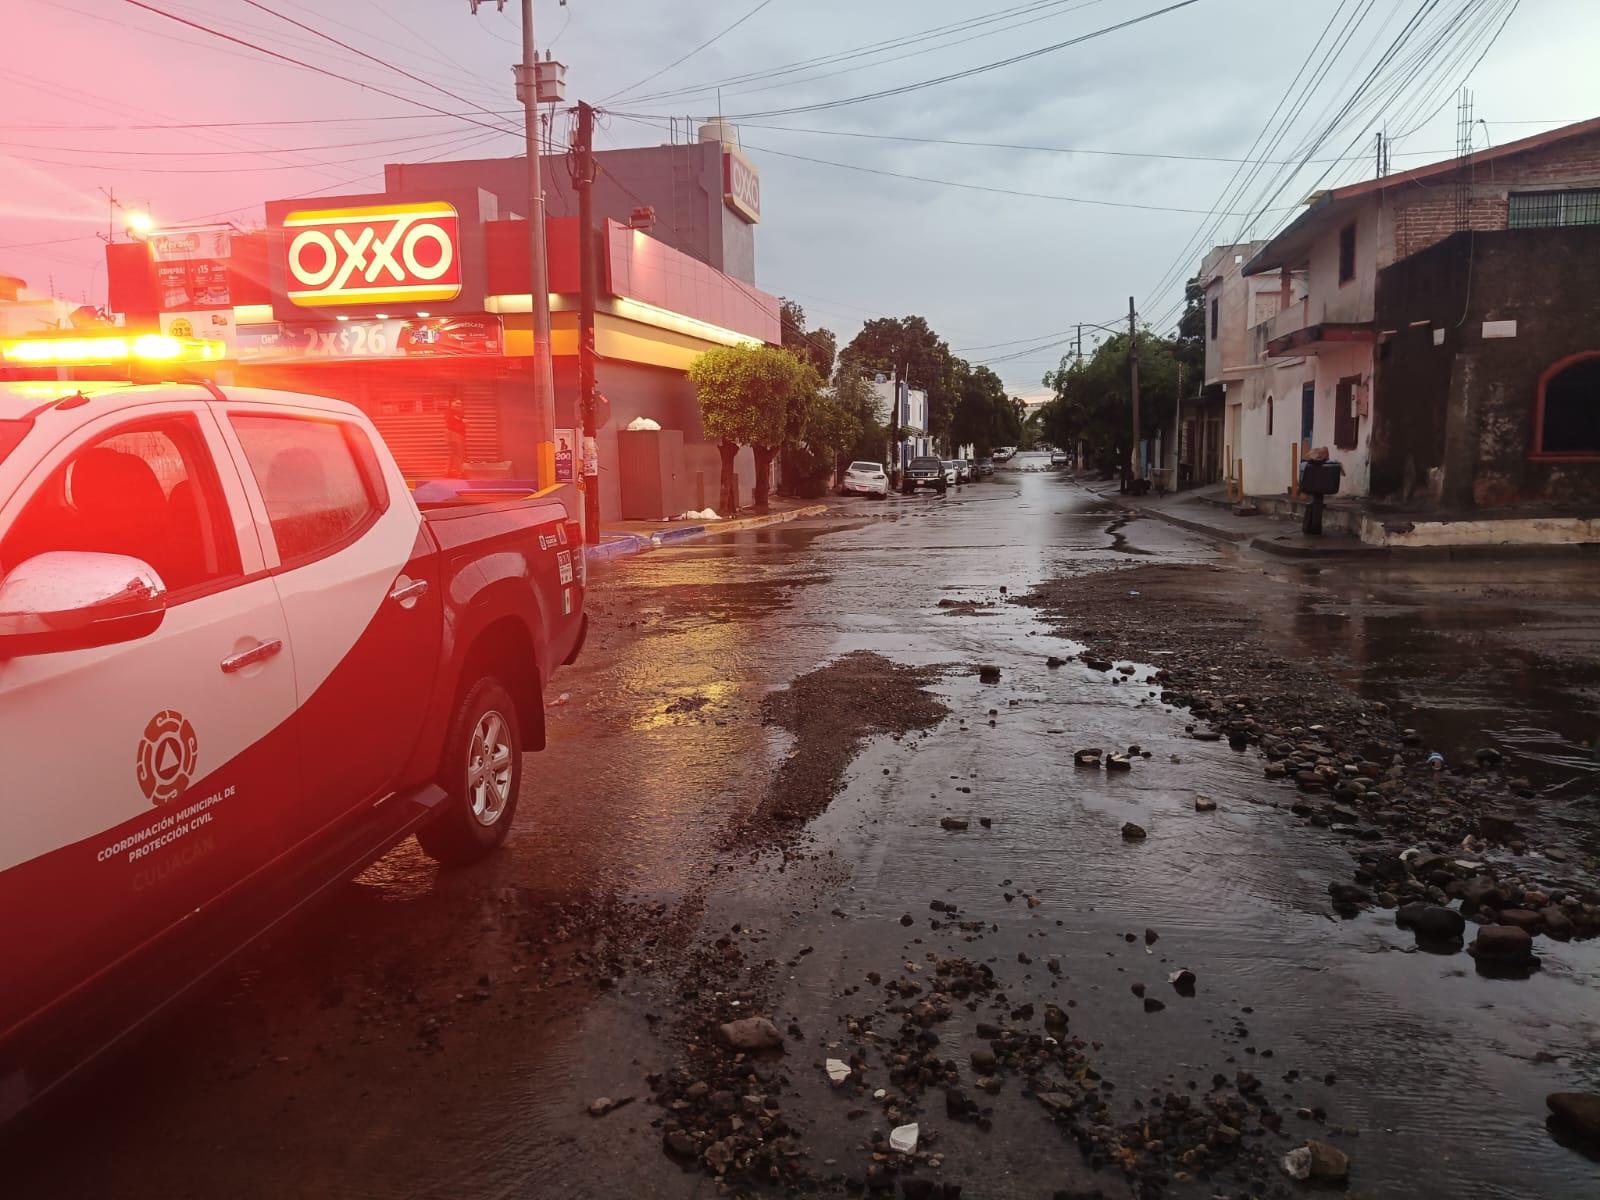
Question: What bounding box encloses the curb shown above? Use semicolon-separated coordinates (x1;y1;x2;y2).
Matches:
1131;505;1254;545
585;534;649;564
649;503;828;546
1247;534;1387;558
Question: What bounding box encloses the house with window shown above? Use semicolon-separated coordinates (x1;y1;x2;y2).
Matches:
1237;114;1600;500
1198;241;1280;491
870;377;932;469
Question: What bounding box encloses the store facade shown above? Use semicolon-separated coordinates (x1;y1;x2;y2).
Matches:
59;178;780;522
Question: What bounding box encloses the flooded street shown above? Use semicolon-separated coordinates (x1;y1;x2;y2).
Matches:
9;461;1600;1199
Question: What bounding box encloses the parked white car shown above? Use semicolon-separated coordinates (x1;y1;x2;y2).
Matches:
841;461;889;497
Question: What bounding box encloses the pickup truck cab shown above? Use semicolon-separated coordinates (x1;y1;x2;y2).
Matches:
0;381;585;1117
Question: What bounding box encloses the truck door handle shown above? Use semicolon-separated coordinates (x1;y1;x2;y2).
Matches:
220;638;283;674
389;578;429;607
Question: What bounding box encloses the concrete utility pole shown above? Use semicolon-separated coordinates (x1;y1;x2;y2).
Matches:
574;101;600;544
1128;296;1140;487
475;0;557;488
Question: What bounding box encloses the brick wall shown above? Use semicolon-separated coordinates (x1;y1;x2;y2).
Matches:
1391;128;1600;260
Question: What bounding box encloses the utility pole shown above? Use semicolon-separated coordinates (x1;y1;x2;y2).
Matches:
1127;296;1140;489
890;361;903;482
574;100;600;544
475;0;557;488
1076;324;1083;366
1174;360;1183;491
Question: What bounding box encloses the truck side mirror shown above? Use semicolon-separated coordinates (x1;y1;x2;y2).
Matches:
0;551;167;658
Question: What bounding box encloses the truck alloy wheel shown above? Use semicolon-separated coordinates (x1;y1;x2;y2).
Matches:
417;676;524;865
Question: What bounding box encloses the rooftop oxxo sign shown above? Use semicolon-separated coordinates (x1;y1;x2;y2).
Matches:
283;202;461;308
722;149;761;224
266;191;489;320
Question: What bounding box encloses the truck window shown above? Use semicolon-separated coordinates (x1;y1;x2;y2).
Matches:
230;414;387;566
0;416;241;594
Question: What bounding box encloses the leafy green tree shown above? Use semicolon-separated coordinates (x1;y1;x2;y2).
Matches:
949;362;1021;458
840;316;955;457
780;298;837;379
1041;329;1186;476
689;344;816;515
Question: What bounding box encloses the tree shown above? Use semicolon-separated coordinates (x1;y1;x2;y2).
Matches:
1041;328;1186;476
839;315;955;461
780;298;837;379
948;362;1017;458
689;344;815;515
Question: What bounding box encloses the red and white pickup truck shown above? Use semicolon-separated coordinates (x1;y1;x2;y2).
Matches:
0;380;586;1117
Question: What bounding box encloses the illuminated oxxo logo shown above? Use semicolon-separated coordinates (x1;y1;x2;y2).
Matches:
283;202;462;308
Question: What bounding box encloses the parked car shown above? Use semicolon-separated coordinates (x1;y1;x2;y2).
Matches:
0;380;587;1120
953;459;972;484
840;460;889;497
902;456;947;495
941;460;961;487
1050;449;1070;467
993;446;1016;462
974;457;995;478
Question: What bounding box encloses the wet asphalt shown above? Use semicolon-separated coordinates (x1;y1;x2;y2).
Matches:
8;457;1600;1199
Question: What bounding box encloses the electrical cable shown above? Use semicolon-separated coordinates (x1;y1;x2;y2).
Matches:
236;0;520;134
604;0;779;103
122;1;522;138
674;0;1203;122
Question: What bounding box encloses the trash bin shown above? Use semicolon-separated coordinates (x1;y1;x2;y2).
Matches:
1298;459;1343;535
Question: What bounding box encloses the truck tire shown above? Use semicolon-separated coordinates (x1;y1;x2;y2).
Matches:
416;676;523;865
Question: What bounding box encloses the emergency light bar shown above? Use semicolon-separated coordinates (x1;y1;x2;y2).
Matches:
0;334;226;365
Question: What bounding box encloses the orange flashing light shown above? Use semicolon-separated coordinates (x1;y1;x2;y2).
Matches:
0;334;226;365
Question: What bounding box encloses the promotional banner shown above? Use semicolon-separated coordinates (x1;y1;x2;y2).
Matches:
237;315;502;362
149;224;233;311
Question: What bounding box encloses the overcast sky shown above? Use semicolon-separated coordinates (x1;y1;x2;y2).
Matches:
6;0;1598;397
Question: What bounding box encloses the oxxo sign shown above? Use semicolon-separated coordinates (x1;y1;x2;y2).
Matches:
722;150;761;224
283;201;462;308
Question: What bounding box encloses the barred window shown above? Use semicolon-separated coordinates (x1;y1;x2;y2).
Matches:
1508;189;1600;229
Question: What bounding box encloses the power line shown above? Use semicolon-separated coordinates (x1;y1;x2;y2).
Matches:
729;139;1299;216
621;0;1115;109
687;0;1204;121
236;0;519;134
604;0;779;103
694;119;1454;167
122;1;521;138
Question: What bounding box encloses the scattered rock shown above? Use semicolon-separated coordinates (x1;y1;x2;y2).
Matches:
1395;902;1466;944
1546;1092;1600;1144
1194;795;1217;812
940;817;969;831
1170;969;1197;997
977;665;1001;684
1121;822;1147;841
588;1095;633;1117
1143;997;1165;1013
1283;1139;1350;1182
1074;748;1103;767
718;1017;784;1052
970;1046;997;1074
1105;754;1133;771
825;1058;852;1086
889;1122;919;1154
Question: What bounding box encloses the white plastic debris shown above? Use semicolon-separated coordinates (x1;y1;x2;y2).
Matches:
546;692;571;707
625;416;662;431
888;1123;919;1154
873;1088;887;1100
679;508;721;521
825;1058;851;1086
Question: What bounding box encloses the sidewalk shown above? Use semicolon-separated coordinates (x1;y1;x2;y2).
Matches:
1088;481;1386;558
586;495;833;564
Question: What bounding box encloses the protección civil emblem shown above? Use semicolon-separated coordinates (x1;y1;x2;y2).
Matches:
136;709;198;806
